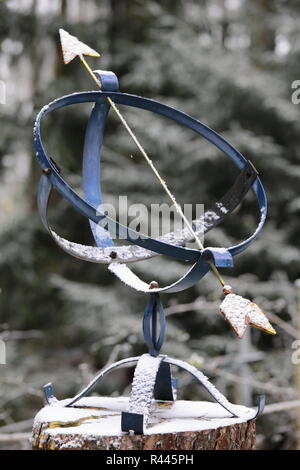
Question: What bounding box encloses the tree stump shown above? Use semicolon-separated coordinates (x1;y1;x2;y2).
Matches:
32;397;256;450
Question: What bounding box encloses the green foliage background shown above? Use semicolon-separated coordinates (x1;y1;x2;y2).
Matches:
0;0;300;450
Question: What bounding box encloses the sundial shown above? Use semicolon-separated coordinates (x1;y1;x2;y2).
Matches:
33;30;276;434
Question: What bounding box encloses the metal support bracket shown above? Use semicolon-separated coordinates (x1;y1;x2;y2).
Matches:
42;355;265;432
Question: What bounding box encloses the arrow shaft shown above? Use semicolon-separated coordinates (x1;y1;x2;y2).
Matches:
80;55;102;88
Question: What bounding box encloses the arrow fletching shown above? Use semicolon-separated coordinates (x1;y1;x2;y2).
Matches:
220;293;276;339
59;28;100;64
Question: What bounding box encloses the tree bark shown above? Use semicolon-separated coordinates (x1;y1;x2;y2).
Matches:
31;397;256;450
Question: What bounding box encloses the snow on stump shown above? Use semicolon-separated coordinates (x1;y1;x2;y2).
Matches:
31;397;256;450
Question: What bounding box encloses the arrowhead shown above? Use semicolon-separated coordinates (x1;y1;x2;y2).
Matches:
59;29;100;64
220;293;276;338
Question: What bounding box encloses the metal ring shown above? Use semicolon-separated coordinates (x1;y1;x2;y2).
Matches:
34;90;267;263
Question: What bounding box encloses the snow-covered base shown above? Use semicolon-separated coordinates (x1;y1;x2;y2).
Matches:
33;396;254;438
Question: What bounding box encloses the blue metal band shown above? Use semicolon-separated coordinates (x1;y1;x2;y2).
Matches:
82;70;120;249
82;99;114;248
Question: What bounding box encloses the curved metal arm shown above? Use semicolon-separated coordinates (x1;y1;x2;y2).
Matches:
250;394;265;421
43;354;264;429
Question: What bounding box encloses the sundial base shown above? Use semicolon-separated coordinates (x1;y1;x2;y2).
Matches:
31;396;256;450
40;353;263;437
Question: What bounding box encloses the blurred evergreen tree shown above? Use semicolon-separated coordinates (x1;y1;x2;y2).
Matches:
0;0;300;449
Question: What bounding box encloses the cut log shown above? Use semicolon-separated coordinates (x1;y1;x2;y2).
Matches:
32;397;256;450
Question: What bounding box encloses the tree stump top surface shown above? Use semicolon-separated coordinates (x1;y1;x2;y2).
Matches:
32;397;256;450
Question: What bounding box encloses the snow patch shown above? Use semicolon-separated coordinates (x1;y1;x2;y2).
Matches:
34;397;254;438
